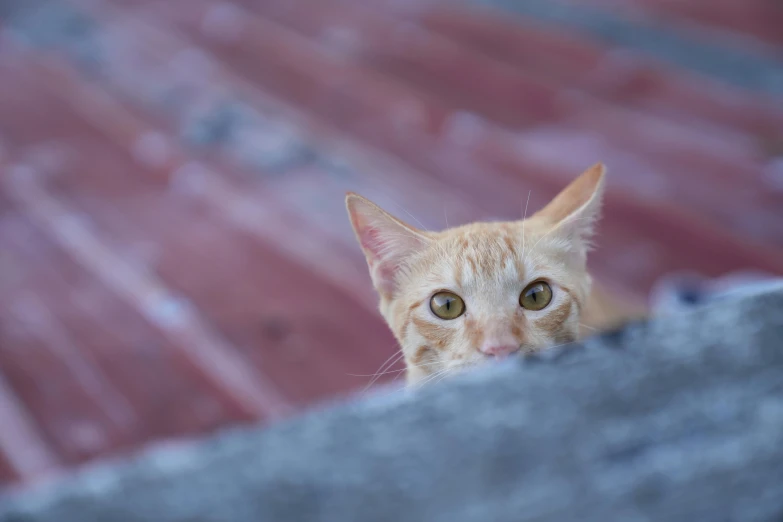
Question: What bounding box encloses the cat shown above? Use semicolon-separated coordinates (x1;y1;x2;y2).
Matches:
346;163;622;386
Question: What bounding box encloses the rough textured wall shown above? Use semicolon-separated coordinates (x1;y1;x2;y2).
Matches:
1;283;782;522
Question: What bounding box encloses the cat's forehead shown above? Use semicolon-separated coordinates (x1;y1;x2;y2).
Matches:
442;221;522;245
438;220;554;257
407;219;569;291
410;222;525;289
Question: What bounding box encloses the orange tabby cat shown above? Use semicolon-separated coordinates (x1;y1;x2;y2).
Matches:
347;163;631;386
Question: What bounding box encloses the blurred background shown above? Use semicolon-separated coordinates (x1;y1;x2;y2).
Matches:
0;0;781;487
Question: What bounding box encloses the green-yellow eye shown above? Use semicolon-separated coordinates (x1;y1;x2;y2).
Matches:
520;281;553;311
430;291;465;320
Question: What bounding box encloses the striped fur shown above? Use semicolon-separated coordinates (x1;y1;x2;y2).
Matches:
347;164;606;386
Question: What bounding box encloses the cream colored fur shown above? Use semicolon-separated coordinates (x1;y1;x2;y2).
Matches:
347;164;635;386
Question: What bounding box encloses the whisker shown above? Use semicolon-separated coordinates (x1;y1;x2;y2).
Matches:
374;349;405;376
363;351;406;392
350;360;449;383
432;372;452;386
356;355;447;395
357;357;446;376
417;367;451;387
347;367;406;378
408;360;449;369
354;348;404;394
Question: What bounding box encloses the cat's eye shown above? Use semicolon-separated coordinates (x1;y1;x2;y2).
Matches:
520;281;553;311
430;291;465;320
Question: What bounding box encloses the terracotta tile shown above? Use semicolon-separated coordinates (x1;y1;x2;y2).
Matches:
414;4;783;138
0;451;20;485
0;0;781;487
151;0;783;248
566;0;783;49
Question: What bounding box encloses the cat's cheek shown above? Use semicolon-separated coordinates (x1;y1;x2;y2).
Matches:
410;345;436;366
412;315;459;351
388;296;425;346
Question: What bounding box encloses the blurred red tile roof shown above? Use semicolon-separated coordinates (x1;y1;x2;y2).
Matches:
0;0;781;486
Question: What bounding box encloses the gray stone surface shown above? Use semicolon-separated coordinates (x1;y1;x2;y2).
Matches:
1;283;782;522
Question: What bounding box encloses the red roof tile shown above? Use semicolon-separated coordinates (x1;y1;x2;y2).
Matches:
0;0;781;486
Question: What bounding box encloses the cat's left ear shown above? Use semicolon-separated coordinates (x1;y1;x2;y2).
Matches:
531;162;606;261
346;193;431;298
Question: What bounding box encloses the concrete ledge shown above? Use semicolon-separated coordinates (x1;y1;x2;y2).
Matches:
1;283;782;521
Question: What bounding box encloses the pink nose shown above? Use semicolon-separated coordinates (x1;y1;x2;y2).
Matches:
480;344;520;358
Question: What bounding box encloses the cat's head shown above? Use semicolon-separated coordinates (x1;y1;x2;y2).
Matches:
346;163;605;386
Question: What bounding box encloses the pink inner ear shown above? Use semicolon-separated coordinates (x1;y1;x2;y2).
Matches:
358;224;401;295
347;195;428;296
358;225;386;264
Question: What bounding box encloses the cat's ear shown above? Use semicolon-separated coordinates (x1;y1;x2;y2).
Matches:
532;163;606;261
346;193;431;297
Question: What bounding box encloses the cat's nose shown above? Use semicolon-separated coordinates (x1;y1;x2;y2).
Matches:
480;344;520;358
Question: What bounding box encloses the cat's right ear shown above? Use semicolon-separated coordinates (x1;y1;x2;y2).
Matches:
530;162;606;263
345;193;431;298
